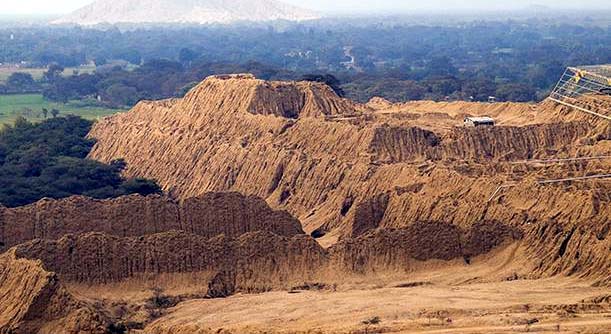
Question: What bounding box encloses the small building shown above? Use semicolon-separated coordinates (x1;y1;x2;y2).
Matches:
464;116;495;127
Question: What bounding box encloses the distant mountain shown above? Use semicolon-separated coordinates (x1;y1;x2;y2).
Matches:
53;0;320;26
524;4;553;12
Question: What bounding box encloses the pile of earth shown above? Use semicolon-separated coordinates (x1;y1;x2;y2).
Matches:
1;74;609;333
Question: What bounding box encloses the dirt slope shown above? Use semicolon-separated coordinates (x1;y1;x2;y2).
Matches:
12;231;325;288
0;250;106;334
0;192;303;251
3;73;610;332
4;226;606;333
88;74;609;235
330;221;521;273
6;220;556;287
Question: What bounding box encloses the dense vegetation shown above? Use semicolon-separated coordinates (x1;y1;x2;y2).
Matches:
0;17;609;104
0;116;161;207
41;60;298;107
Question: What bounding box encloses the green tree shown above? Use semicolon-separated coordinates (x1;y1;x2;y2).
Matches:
426;57;458;77
0;116;162;207
495;83;536;102
461;79;497;102
178;82;199;97
43;63;65;82
178;48;198;65
104;84;139;107
116;49;142;65
117;178;162;197
7;72;36;91
300;74;345;97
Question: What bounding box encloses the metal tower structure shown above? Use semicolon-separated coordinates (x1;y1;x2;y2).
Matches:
549;65;611;121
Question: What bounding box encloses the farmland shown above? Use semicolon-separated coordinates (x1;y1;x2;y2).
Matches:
0;65;96;83
0;94;122;124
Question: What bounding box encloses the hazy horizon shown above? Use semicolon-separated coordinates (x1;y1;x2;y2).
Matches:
3;0;611;16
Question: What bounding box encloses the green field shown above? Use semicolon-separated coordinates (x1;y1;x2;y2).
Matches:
0;65;97;83
0;94;124;125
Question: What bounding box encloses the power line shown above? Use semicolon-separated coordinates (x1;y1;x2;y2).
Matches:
487;174;611;202
537;174;611;184
510;156;611;165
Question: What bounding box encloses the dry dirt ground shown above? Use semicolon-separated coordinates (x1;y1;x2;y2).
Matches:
143;276;611;334
88;243;609;334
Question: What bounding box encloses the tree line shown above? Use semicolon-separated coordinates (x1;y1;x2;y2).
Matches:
0;19;609;105
33;57;546;107
0;116;162;207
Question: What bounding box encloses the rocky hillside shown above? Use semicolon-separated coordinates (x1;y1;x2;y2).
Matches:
0;192;303;251
3;74;608;333
88;74;610;243
5;220;519;287
0;222;524;333
53;0;319;25
12;231;326;288
8;219;609;289
0;250;107;334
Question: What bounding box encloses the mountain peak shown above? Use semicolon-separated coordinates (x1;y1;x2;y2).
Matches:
53;0;320;26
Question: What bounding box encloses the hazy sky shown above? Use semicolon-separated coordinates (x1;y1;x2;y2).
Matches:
2;0;610;15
